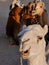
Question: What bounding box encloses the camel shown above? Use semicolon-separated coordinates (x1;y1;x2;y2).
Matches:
19;24;48;65
6;4;22;45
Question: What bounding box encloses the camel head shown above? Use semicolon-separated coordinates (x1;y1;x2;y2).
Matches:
32;1;45;16
19;25;48;59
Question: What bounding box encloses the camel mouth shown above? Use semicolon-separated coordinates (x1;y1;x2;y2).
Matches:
21;47;31;59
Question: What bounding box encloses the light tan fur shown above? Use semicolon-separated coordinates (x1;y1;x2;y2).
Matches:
20;25;48;65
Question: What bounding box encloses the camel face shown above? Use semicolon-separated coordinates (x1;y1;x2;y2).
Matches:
20;25;48;59
34;2;45;16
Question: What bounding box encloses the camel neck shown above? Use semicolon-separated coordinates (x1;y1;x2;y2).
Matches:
28;51;47;65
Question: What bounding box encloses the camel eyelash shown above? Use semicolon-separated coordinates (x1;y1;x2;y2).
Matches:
22;39;30;44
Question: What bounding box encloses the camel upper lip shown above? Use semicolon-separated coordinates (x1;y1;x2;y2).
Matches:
21;47;31;57
21;49;29;59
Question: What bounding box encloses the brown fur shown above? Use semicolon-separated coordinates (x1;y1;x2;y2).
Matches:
6;5;22;45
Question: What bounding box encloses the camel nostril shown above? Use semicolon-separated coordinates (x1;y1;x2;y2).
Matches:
24;50;28;53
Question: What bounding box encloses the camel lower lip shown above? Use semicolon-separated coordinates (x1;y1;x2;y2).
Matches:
21;53;29;59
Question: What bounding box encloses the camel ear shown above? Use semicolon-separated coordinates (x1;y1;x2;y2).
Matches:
42;2;46;9
43;25;48;36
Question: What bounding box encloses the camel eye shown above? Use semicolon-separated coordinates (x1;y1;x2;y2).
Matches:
38;36;42;40
37;36;42;43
